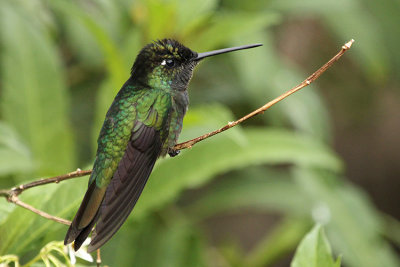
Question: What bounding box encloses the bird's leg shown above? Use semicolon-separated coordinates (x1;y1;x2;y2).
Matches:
168;148;180;157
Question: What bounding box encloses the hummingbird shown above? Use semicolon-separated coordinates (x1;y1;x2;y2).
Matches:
64;39;262;252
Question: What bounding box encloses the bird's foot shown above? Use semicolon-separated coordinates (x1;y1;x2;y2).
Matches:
168;149;180;157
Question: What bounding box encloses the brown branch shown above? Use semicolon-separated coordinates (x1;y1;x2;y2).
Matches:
173;39;355;150
0;169;91;225
12;169;92;194
11;194;71;226
0;39;354;226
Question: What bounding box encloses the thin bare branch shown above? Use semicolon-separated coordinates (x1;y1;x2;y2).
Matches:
13;169;92;195
0;169;90;225
173;39;354;150
11;195;71;225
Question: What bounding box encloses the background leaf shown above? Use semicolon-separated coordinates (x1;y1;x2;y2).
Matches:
0;1;73;175
0;123;34;178
291;224;341;267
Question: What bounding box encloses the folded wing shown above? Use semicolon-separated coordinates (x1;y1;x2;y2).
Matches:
64;121;163;252
88;122;162;252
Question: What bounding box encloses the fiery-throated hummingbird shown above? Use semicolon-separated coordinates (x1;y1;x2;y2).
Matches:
64;39;262;252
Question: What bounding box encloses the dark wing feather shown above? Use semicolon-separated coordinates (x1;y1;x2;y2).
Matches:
87;122;162;252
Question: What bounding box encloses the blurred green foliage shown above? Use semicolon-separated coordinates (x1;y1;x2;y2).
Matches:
0;0;399;266
291;224;341;267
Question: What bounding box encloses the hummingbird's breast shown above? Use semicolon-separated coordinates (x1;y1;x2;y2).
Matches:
162;90;189;153
172;89;189;114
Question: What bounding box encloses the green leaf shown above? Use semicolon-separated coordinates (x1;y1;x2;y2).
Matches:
187;168;311;219
0;175;88;255
0;1;74;175
0;202;14;226
0;186;57;255
0;122;34;176
291;224;340;267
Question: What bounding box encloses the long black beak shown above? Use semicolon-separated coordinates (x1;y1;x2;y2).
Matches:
195;43;262;61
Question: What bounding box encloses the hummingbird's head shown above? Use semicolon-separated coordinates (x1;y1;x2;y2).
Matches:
131;39;198;91
131;39;262;91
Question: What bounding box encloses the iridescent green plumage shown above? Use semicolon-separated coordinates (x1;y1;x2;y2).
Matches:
64;39;262;252
92;88;173;188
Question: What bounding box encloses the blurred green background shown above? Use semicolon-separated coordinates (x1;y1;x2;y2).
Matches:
0;0;399;266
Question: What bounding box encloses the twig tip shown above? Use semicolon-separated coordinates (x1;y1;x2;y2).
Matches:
343;39;355;50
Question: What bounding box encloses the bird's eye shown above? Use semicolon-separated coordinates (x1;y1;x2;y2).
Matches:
161;59;175;68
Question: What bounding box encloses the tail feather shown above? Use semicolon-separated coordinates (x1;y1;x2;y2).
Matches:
71;210;100;251
64;181;106;250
